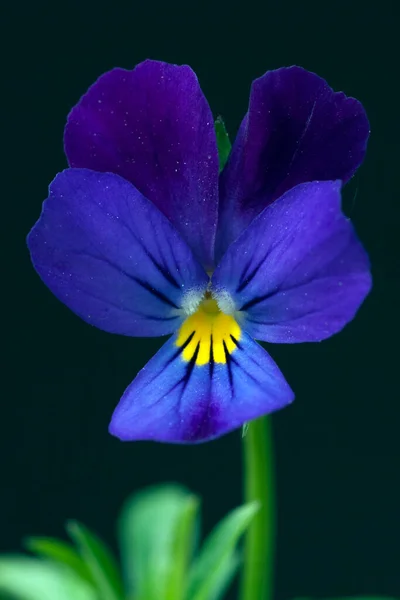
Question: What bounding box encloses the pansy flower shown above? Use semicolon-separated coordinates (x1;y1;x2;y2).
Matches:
27;60;371;443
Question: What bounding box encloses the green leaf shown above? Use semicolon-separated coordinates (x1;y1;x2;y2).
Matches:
118;484;199;600
0;557;97;600
25;536;93;584
67;521;124;600
215;116;231;172
186;501;259;600
202;551;241;600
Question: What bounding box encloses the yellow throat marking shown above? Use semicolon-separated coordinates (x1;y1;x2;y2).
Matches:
176;297;241;365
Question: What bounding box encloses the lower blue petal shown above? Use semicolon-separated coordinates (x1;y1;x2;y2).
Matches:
109;329;294;444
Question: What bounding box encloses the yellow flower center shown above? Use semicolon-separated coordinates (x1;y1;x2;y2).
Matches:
176;295;241;365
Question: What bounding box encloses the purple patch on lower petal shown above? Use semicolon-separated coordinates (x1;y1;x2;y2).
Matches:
64;60;219;269
216;66;370;257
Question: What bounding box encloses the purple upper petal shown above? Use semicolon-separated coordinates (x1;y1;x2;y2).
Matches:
27;169;208;337
212;181;371;343
216;66;370;258
64;60;219;269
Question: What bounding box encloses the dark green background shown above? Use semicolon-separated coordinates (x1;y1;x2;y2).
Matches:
3;0;399;597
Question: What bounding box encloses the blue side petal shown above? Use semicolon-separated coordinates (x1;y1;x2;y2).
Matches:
27;168;208;337
109;330;294;444
212;181;371;343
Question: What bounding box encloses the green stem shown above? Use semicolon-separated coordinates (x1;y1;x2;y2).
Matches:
240;416;275;600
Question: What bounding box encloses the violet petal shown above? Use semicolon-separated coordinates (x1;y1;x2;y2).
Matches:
212;181;371;343
109;329;293;443
28;169;208;337
217;66;370;257
64;60;219;269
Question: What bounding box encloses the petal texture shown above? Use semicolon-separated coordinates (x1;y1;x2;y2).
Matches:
64;60;219;268
109;328;293;443
27;169;208;337
212;181;371;343
217;66;370;257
